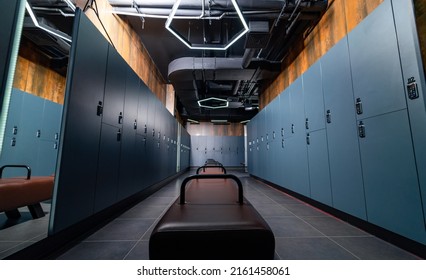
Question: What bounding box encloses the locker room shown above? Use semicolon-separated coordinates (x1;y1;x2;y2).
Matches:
0;0;425;260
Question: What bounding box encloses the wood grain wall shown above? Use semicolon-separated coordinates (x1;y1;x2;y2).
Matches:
260;0;385;109
415;0;426;76
186;122;245;136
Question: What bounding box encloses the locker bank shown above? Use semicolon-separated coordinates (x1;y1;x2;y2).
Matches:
0;0;425;259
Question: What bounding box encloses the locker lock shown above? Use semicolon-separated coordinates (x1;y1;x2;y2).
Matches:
407;77;419;100
12;126;18;135
273;131;276;139
36;130;41;138
281;139;285;149
358;121;366;138
118;112;123;124
117;129;122;141
134;120;137;130
281;128;284;137
306;133;310;145
11;137;16;147
144;124;147;134
291;124;295;134
355;98;363;115
305;118;309;130
97;101;103;116
326;110;331;124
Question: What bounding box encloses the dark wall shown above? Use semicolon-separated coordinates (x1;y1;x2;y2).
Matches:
247;0;426;245
49;9;187;235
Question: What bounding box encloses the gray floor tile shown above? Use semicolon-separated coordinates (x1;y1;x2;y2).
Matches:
86;218;156;241
0;241;37;259
0;218;48;241
331;236;421;260
275;237;357;260
57;241;136;260
124;241;150;260
265;216;323;238
283;203;328;216
253;204;295;217
303;216;370;237
118;206;168;219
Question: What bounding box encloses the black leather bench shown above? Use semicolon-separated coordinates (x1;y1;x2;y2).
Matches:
149;174;275;260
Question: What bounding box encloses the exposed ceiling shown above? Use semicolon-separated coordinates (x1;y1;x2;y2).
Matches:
110;0;328;123
22;0;328;123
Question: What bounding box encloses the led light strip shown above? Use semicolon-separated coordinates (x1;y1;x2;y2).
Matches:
165;0;249;51
198;97;229;109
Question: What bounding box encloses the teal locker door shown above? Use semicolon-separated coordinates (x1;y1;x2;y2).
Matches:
359;109;426;244
102;46;126;127
214;136;222;164
246;121;253;174
252;116;260;177
258;109;267;179
277;89;291;189
288;77;310;197
4;88;23;138
322;37;367;219
280;88;292;140
206;136;215;163
118;68;139;198
36;140;58;176
190;135;198;167
303;61;325;132
306;130;332;206
237;136;245;167
137;82;149;135
348;0;406;119
95;123;121;212
51;11;109;234
268;97;280;184
392;0;426;226
41;100;62;141
18;92;44;174
146;93;157;185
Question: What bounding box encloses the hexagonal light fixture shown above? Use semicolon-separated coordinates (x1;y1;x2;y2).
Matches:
198;97;229;109
165;0;249;51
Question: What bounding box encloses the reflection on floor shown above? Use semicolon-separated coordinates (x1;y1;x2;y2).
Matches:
55;171;421;260
0;202;50;259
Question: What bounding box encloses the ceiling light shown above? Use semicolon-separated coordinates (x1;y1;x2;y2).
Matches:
240;120;250;124
187;118;200;124
165;0;249;51
26;2;72;43
63;0;76;11
211;119;228;123
198;97;229;109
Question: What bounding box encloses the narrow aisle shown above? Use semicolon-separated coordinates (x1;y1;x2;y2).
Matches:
56;171;421;260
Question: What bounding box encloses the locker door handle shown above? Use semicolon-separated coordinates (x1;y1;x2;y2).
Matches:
11;137;16;147
97;101;103;116
144;124;147;133
55;133;59;140
326;110;331;124
117;129;122;142
157;141;160;148
152;129;155;137
273;131;276;139
133;119;137;130
306;133;310;145
36;130;41;138
291;124;295;134
358;121;366;138
281;128;284;137
305;118;309;130
281;139;285;149
266;133;269;141
267;143;269;150
356;98;363;115
12;126;18;135
118;112;123;124
54;142;58;150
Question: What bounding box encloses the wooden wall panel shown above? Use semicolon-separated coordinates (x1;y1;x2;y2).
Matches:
260;0;384;109
415;0;426;75
13;41;66;104
186;122;244;136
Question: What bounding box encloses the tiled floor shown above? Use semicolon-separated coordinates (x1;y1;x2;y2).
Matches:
55;171;421;260
0;202;50;259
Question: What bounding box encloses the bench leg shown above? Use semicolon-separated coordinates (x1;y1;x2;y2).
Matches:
5;209;21;219
28;203;45;219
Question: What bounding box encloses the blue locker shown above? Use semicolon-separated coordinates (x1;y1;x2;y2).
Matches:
306;129;332;206
36;140;58;176
267;97;280;184
322;37;367;219
246;121;254;174
280;87;292;140
359;109;426;244
303;61;325;132
392;0;426;226
50;10;109;234
257;109;267;179
41;100;62;142
95;123;121;212
348;0;406;119
287;77;310;197
102;46;126;127
190;135;198;166
4;88;23;138
137;82;149;136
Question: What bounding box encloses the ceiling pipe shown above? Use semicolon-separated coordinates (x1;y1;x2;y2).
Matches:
241;48;256;68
